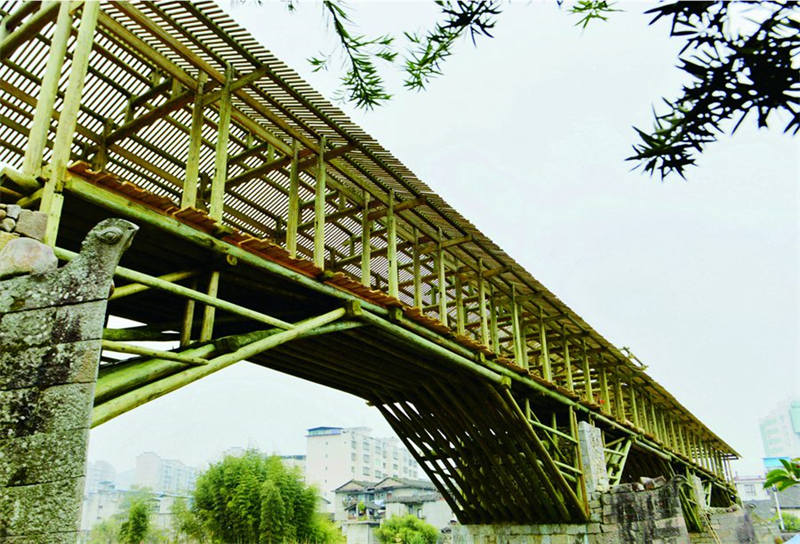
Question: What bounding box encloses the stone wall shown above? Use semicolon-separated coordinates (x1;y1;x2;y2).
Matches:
0;218;136;542
450;478;737;544
689;507;780;544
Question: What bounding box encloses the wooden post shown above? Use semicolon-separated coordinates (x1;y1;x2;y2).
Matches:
179;279;197;347
412;228;422;308
454;271;465;336
361;191;371;287
387;191;398;298
40;1;100;246
613;368;625;422
511;286;524;367
286;139;300;258
21;1;72;178
208;65;232;220
630;384;640;429
478;260;489;346
200;271;219;342
650;401;660;442
182;71;208;208
436;230;448;327
562;325;574;392
581;338;593;402
489;286;499;355
538;306;552;382
313;135;327;269
598;367;610;415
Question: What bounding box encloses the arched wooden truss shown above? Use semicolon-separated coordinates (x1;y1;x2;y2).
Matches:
0;0;738;523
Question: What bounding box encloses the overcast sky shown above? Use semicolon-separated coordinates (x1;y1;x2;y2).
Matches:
87;1;798;477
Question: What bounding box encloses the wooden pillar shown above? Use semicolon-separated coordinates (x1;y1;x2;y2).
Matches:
201;65;232;342
199;272;219;342
181;72;208;208
22;1;72;178
436;231;448;327
562;326;574;392
412;228;422;308
650;401;660;442
478;260;489;346
489;286;499;355
179;279;197;347
208;65;232;221
598;367;610;415
511;287;524;367
286;139;300;258
659;411;670;448
613;368;625;422
538;306;552;381
630;383;640;429
360;191;371;287
40;1;99;246
387;191;398;298
581;339;593;402
313;135;327;269
454;270;465;335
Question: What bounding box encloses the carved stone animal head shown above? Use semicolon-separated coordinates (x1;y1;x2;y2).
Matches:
70;219;139;293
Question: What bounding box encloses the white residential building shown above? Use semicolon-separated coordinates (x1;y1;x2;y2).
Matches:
759;397;800;459
135;452;199;495
305;427;419;508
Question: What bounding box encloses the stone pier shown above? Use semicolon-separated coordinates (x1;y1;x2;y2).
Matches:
0;218;137;542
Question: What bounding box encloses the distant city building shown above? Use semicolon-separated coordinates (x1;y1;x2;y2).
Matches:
80;482;189;539
281;454;307;475
734;475;771;502
85;460;116;495
305;427;419;508
759;397;800;460
135;452;199;495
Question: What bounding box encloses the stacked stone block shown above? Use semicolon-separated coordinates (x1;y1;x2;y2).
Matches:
0;204;48;249
0;218;136;542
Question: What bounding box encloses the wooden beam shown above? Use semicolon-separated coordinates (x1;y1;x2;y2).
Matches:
366;196;426;221
418;234;472;255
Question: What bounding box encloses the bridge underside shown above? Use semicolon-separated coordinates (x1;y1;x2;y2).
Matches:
0;0;738;525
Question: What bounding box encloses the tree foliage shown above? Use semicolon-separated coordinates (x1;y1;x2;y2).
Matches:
375;515;438;544
184;451;340;544
119;492;152;544
279;0;798;180
87;489;166;544
628;1;799;179
764;457;800;491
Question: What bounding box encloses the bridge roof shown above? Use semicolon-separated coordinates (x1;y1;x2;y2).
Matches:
0;0;736;456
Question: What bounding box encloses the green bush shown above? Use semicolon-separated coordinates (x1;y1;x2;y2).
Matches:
375;515;438;544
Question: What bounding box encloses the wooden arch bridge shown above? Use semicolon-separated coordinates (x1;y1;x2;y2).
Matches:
0;0;738;524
